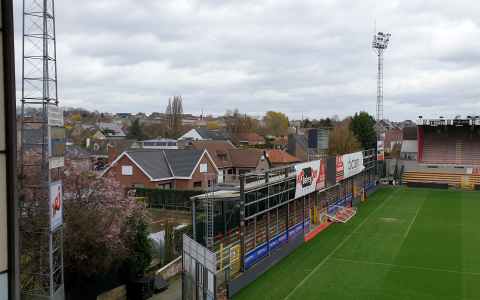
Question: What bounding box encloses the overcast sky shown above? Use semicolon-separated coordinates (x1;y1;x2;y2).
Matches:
13;0;480;121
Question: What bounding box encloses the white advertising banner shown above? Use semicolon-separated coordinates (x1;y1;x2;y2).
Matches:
343;151;364;179
48;105;64;127
295;160;320;199
475;120;480;126
49;180;63;231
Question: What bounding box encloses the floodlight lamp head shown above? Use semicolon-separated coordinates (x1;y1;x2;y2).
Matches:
439;116;443;119
419;116;423;118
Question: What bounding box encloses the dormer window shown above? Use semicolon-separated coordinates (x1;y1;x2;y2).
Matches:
107;143;111;148
223;155;227;162
94;144;99;150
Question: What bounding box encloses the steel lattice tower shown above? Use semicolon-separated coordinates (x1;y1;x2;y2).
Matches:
20;0;64;298
372;31;391;141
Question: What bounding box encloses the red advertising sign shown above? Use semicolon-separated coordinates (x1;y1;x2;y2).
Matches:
316;159;326;190
336;156;344;182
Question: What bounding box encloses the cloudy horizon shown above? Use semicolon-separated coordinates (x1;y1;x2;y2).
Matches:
13;0;480;121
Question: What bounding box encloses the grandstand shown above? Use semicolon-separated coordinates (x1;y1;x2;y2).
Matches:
417;118;480;166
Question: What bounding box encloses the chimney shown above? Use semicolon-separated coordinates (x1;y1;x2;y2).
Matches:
86;138;90;148
287;133;296;157
108;146;118;164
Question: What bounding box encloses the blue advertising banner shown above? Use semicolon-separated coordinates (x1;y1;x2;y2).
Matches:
328;203;337;214
256;243;269;262
364;184;370;191
370;182;375;188
269;231;288;253
245;243;269;269
245;250;256;269
288;223;304;240
346;194;353;203
338;198;346;207
304;217;311;230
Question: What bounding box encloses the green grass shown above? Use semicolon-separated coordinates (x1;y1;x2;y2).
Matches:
232;187;480;300
149;209;162;216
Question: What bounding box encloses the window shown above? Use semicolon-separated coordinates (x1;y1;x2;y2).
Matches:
133;184;144;187
94;144;99;150
158;184;164;189
122;166;133;175
261;155;265;161
165;183;171;189
222;156;227;162
200;163;208;173
194;181;202;188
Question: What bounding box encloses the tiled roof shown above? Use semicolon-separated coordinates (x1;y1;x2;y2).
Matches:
272;137;288;145
267;149;299;164
228;149;265;167
189;140;235;169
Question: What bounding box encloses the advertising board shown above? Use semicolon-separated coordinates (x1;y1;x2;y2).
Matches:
377;141;384;151
336;156;344;182
295;160;320;198
245;243;269;269
288;223;304;240
269;232;287;253
343;151;364;179
48;105;64;127
49;180;63;231
315;159;326;190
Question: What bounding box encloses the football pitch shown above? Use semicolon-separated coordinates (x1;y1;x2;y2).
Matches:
231;187;480;300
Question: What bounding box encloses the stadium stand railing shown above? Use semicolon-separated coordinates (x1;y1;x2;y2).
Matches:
421;139;480;165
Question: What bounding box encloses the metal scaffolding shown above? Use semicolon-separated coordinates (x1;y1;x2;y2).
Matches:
20;0;64;298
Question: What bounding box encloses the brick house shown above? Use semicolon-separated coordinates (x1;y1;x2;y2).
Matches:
231;133;266;147
104;148;219;190
228;149;270;174
272;137;288;149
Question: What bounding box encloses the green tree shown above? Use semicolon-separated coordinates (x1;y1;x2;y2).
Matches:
71;114;82;122
121;220;153;280
101;128;117;137
80;131;91;148
126;119;149;141
206;122;222;130
263;111;289;137
328;127;362;156
349;111;376;150
317;117;333;128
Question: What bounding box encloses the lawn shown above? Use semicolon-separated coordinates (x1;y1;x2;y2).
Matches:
232;187;480;300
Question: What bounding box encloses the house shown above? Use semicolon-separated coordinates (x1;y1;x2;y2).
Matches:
230;133;266;147
105;149;219;190
70;124;95;136
178;127;227;141
185;140;236;177
115;113;132;118
17;129;46;149
84;139;142;158
139;138;178;149
272;137;288;149
96;122;126;139
384;132;403;152
21;145;92;170
266;149;300;168
285;135;309;162
228;149;269;175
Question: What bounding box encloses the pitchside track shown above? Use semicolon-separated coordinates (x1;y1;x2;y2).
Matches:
231;187;480;300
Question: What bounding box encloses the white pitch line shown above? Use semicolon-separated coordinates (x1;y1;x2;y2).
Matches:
328;258;480;276
284;188;400;300
404;209;420;237
356;232;405;238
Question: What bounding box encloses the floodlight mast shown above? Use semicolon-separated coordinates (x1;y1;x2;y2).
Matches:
372;31;391;176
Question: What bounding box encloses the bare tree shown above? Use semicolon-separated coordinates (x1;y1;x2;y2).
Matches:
165;96;184;129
